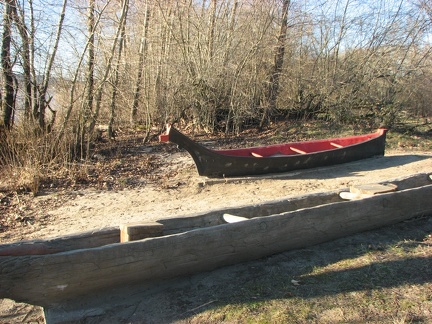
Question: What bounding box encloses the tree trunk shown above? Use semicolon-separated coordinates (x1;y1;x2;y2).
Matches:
154;5;173;125
108;0;129;140
88;0;129;138
36;0;67;131
131;2;150;128
84;0;95;131
207;0;217;61
28;0;38;124
224;1;239;134
259;0;290;130
9;0;32;119
56;0;110;158
1;0;15;129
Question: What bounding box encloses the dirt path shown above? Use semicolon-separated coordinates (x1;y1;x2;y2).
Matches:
2;150;431;243
0;150;431;323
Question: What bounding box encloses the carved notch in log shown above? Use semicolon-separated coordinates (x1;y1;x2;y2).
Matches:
120;222;164;242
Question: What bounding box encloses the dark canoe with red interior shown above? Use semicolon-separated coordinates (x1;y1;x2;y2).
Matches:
159;125;388;178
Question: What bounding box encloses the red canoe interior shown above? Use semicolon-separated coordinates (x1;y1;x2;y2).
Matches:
159;126;386;158
215;129;386;158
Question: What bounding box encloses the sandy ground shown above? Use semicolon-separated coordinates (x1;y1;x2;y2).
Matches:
0;149;431;323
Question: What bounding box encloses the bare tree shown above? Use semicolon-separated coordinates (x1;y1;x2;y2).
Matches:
1;0;15;129
130;1;150;132
84;0;95;134
108;0;129;140
223;0;239;134
207;0;217;61
6;0;431;140
87;0;129;138
56;0;111;158
8;0;32;119
35;0;68;131
259;0;291;130
154;3;174;126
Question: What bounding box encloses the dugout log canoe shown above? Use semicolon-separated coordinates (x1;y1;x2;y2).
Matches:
0;173;431;307
159;125;388;177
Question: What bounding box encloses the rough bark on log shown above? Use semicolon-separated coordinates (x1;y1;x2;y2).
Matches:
0;183;431;307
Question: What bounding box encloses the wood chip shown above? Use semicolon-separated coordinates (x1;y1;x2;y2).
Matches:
350;183;397;195
339;192;374;200
223;214;249;223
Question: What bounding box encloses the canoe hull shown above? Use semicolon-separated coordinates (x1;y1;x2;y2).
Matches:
0;174;431;307
161;126;387;178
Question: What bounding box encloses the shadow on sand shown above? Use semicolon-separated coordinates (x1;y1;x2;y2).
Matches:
202;154;431;184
